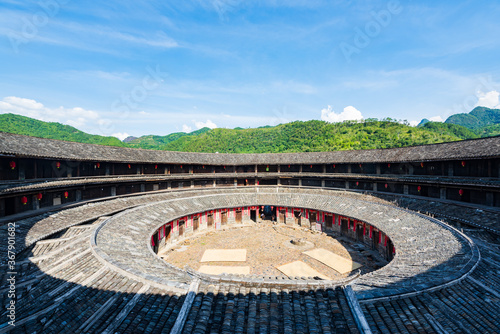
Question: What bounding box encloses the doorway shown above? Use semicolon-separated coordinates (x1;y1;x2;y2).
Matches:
179;220;185;237
250;209;257;222
294;210;302;226
341;218;348;235
193;215;199;231
221;210;228;225
372;230;379;249
325;214;333;229
356;223;364;241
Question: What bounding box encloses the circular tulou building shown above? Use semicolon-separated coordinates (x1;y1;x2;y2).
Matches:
0;131;499;333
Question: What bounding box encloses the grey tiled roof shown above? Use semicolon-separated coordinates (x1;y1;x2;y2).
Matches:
1;132;499;165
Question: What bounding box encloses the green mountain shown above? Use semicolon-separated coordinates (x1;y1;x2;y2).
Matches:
0;113;125;146
445;106;500;130
2;111;497;154
126;127;211;150
419;122;478;140
160;119;465;153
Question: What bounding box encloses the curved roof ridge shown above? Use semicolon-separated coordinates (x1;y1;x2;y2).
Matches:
0;131;499;164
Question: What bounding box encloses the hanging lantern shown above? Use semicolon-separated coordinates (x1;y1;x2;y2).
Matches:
333;164;335;168
356;181;359;186
128;164;131;169
417;186;421;192
359;164;362;168
64;191;69;199
388;163;391;168
420;162;424;168
385;183;388;189
154;164;158;169
459;189;464;196
461;161;466;167
21;196;28;205
96;162;101;168
9;161;16;170
37;193;43;201
310;165;313;168
266;165;269;172
203;165;205;169
56;161;61;169
180;165;183;168
288;165;290;168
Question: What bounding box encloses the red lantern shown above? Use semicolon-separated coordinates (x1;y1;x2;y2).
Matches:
359;164;362;168
288;165;290;168
388;163;391;168
459;189;464;196
37;193;43;201
461;161;466;167
96;162;100;168
64;191;69;199
385;183;388;189
154;164;158;169
128;164;131;169
9;161;16;170
333;164;336;168
21;196;28;205
310;165;313;168
356;181;359;186
417;186;421;192
180;165;183;168
56;161;61;169
420;162;424;168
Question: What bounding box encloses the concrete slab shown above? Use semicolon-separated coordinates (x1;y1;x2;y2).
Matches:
200;249;247;262
303;248;362;274
198;265;250;275
276;261;331;280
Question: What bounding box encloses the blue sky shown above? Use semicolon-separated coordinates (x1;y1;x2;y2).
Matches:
1;0;499;139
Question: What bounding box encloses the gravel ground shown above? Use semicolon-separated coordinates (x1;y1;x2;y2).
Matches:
164;222;384;278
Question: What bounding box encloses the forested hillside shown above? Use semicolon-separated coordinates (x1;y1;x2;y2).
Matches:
160;119;465;153
126;127;210;149
1;111;498;154
445;106;500;130
0;113;125;146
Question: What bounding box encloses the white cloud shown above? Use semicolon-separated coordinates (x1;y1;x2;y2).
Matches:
320;105;363;123
0;95;102;130
476;90;500;109
429;116;444;122
182;124;193;133
194;119;217;129
111;132;130;141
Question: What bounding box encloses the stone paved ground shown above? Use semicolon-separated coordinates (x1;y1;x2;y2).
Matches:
164;222;383;278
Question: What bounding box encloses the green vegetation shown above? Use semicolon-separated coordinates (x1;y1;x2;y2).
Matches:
126;127;210;150
0;113;125;146
160;119;463;153
2;107;500;154
445;106;500;130
420;122;478;140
